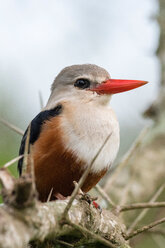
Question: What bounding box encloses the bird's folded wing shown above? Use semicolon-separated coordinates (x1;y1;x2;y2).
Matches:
18;104;62;175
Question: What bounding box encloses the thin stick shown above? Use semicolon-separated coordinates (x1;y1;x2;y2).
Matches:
3;155;24;168
38;91;44;109
104;127;149;192
125;217;165;240
56;240;74;247
95;184;115;207
22;125;31;174
0;118;24;136
65;219;116;248
118;202;165;212
29;145;36;191
127;183;165;234
61;133;112;220
47;188;53;202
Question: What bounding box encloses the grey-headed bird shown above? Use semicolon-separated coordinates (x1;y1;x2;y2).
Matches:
18;64;147;202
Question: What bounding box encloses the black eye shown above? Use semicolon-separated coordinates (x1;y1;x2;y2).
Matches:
74;79;90;89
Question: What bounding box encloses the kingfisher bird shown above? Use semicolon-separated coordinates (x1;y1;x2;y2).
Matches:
18;64;147;202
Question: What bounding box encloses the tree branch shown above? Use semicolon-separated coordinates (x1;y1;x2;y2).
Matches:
56;240;74;247
64;219;116;248
3;155;23;168
125;217;165;240
0;167;130;248
127;184;165;234
38;91;44;110
116;202;165;213
95;184;115;207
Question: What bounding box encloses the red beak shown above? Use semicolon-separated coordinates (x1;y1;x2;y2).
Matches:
91;79;148;94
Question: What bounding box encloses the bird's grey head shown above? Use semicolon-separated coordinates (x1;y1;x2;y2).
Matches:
47;64;111;108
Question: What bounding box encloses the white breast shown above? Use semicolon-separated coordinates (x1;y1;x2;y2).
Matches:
60;101;120;173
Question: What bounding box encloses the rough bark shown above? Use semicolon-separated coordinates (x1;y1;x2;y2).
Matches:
0;170;130;248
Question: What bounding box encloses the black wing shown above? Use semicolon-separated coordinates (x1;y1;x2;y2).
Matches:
18;104;62;175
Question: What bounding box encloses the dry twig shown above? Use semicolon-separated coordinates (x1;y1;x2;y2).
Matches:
125;217;165;240
22;125;31;174
38;91;44;109
117;202;165;213
56;240;74;247
3;155;23;168
29;145;36;192
95;184;115;207
0;118;24;136
65;219;117;248
127;184;165;234
47;188;53;202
